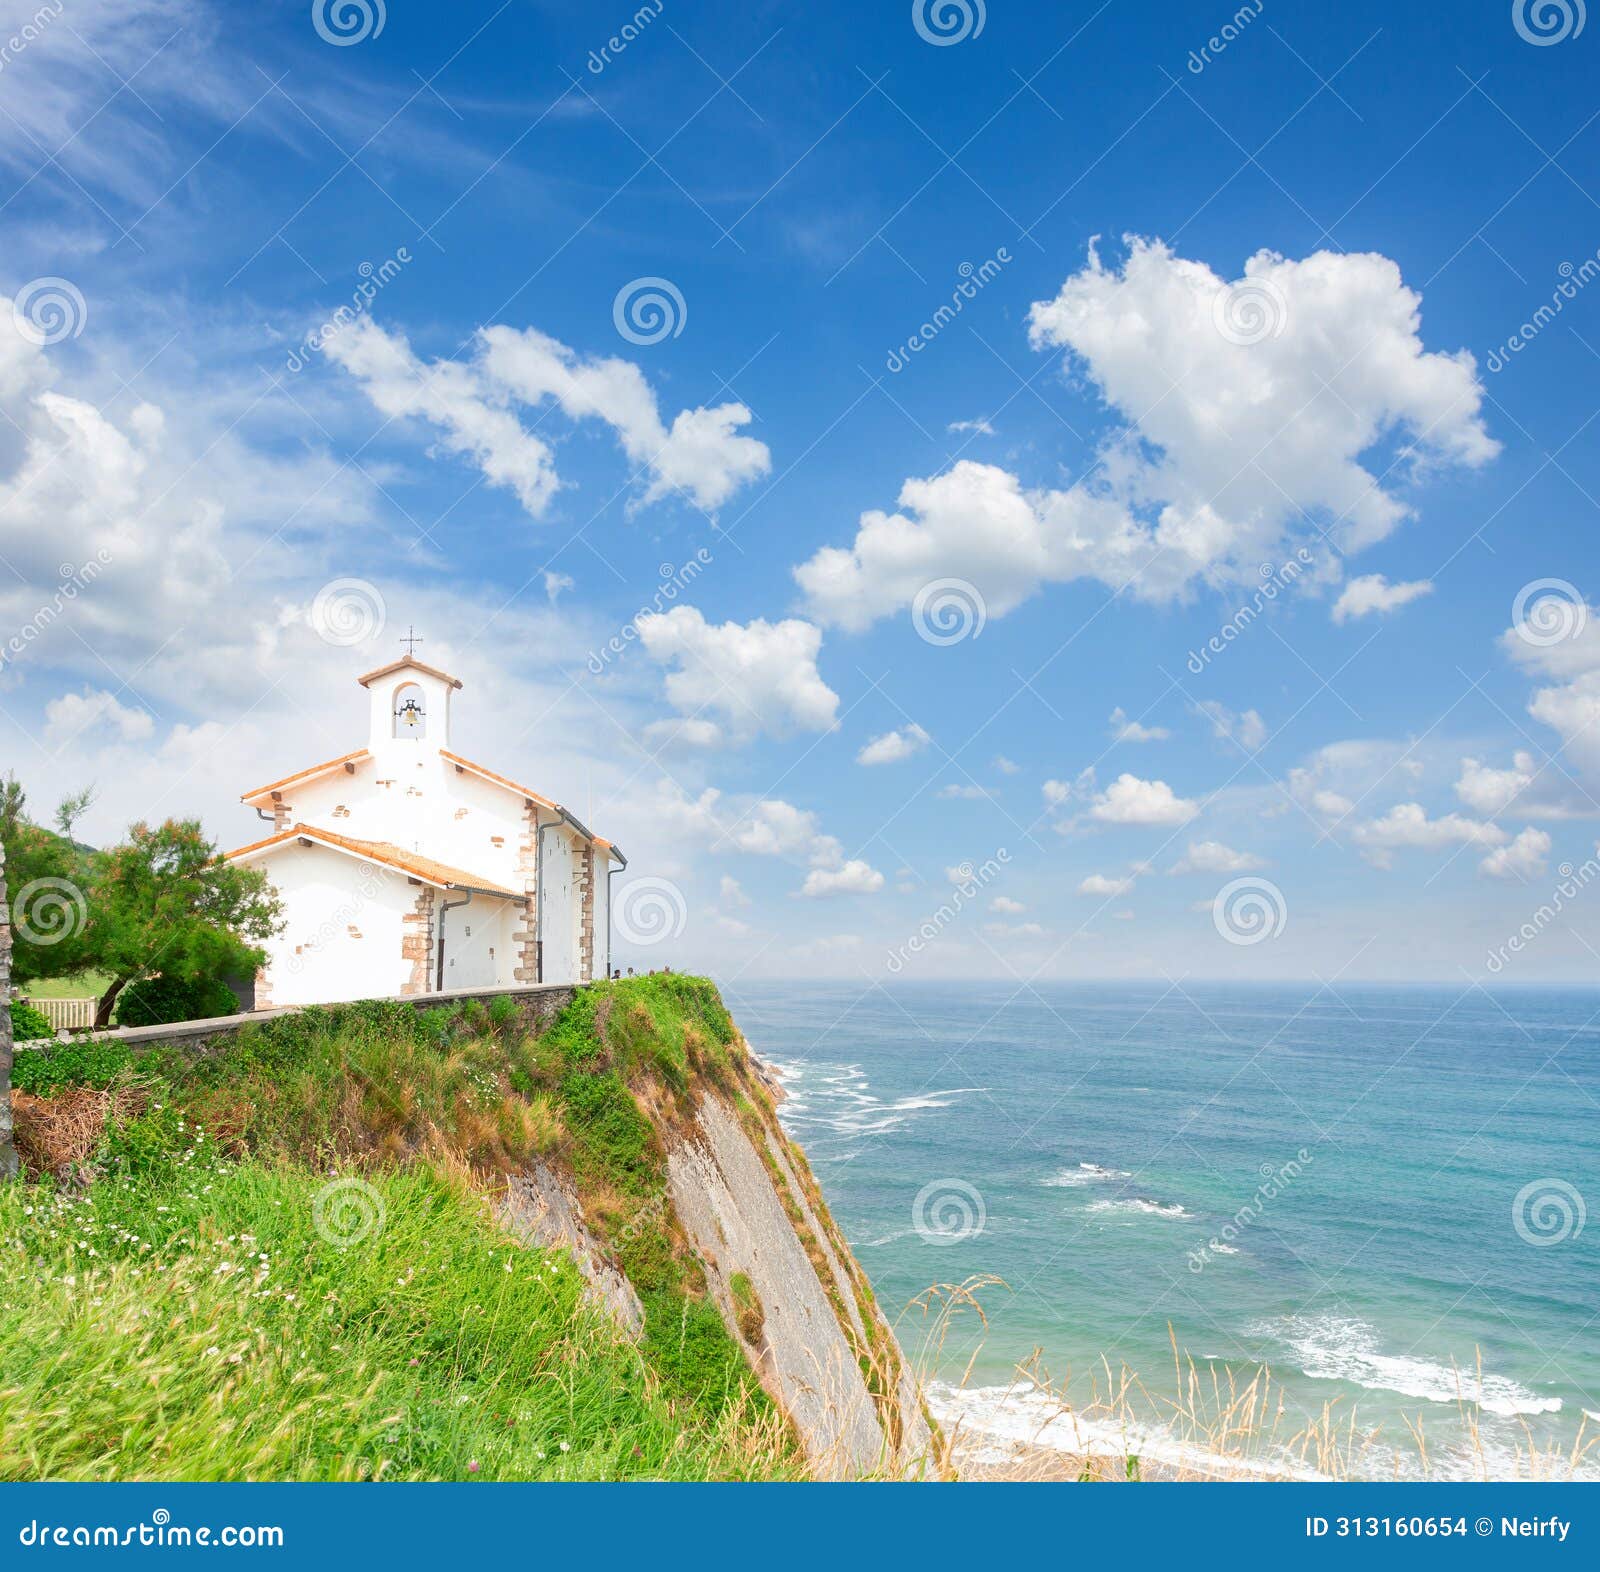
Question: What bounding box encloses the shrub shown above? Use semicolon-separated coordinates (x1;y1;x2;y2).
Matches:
730;1272;766;1344
9;999;53;1043
114;972;240;1028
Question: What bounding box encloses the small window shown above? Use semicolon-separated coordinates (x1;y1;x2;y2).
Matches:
393;682;426;739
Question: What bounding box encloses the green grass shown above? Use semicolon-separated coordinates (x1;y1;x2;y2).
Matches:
0;1162;789;1481
20;970;112;1001
2;976;798;1481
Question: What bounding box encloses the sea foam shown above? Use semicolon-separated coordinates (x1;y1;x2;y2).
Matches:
1263;1315;1563;1418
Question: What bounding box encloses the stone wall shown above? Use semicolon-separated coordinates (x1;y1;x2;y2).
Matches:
400;883;435;996
514;801;540;984
577;841;595;982
14;981;581;1062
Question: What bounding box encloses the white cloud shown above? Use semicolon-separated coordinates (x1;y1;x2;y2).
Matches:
937;784;991;800
543;571;574;603
1109;706;1169;742
720;875;751;907
44;688;154;745
1195;700;1267;751
1090;773;1200;825
857;722;930;766
1351;803;1507;867
1501;602;1600;783
636;607;839;743
1170;840;1264;874
1332;573;1433;623
642;717;725;750
650;783;843;871
801;859;885;897
1286;740;1423;824
1042;778;1072;806
1480;827;1551;881
1455;753;1597;821
322;317;561;517
1079;872;1136;896
797;240;1495;630
948;417;996;435
992;755;1020;774
984;919;1046;938
478;324;770;511
989;895;1026;914
327;317;770;517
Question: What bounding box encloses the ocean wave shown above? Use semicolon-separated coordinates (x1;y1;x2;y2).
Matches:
924;1378;1323;1479
1087;1198;1190;1219
768;1058;985;1142
1260;1315;1563;1418
1041;1162;1131;1187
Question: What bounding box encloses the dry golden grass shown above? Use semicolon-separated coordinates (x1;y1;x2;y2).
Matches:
11;1083;148;1180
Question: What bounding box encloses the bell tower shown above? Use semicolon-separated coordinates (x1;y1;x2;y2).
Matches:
357;634;462;755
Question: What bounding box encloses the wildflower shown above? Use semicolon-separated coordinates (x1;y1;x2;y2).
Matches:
204;1346;220;1357
467;1460;479;1473
559;1441;570;1453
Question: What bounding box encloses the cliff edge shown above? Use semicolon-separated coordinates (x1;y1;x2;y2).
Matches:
1;976;934;1481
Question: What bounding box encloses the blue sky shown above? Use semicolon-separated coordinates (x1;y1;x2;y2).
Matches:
2;0;1599;982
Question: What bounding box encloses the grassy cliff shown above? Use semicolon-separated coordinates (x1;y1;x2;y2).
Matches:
0;976;896;1481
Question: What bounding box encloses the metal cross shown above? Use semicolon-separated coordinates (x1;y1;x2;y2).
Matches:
400;626;423;657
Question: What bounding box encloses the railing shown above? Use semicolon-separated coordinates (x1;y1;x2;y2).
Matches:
17;996;96;1033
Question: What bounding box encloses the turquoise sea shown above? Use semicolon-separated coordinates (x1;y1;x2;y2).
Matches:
725;981;1600;1479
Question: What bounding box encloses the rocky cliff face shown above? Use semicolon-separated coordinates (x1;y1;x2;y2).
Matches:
498;982;934;1477
666;1094;932;1476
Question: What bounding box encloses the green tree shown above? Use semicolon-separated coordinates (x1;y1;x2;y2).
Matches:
0;774;95;987
85;819;282;1027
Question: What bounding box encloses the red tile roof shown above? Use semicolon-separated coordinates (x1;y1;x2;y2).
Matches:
225;823;520;898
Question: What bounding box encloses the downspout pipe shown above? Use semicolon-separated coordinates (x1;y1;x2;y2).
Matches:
604;844;627;980
435;888;475;992
535;820;547;984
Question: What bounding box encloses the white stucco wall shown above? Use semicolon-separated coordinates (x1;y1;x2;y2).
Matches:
435;893;519;992
257;842;413;1008
539;825;577;984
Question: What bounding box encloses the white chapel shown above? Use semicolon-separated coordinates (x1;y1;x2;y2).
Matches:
226;650;624;1008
